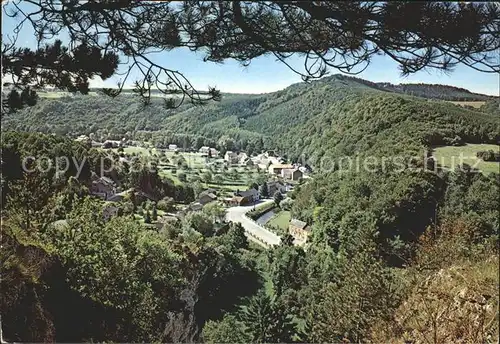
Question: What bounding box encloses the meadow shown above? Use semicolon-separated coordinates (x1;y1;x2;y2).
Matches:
433;143;499;174
448;100;486;108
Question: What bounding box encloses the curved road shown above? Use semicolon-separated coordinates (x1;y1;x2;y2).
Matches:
226;199;281;247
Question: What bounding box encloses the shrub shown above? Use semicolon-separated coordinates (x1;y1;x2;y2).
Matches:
157;197;176;212
476;150;500;162
178;172;187;182
280;197;294;211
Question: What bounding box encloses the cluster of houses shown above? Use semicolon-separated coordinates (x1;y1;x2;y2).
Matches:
75;135;104;148
187;188;218;211
90;172;312;245
224;151;252;166
267;163;305;181
84;142;312;240
75;135;146;150
251;151;283;169
199;146;220;158
90;175;158;203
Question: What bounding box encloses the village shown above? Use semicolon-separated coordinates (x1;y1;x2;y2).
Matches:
75;135;313;245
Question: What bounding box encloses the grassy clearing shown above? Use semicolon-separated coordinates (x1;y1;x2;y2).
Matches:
267;210;291;230
158;169;183;185
433;143;499;174
448;101;485;108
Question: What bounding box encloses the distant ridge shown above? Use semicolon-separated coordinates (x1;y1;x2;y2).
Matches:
5;74;496;102
328;74;496;101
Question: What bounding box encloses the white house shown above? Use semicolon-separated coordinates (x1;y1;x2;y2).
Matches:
210;148;219;157
199;146;210;154
200;146;219;157
168;144;178;151
268;164;294;175
224;151;239;164
253;152;284;170
238;152;248;164
281;168;303;181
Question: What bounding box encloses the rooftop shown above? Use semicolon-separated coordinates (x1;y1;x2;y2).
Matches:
200;188;217;197
269;164;294;169
236;188;258;197
290;219;308;230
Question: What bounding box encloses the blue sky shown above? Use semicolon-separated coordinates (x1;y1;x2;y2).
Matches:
2;4;499;96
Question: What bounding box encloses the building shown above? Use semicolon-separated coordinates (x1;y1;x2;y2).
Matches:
224;151;239;164
199;146;210;154
200;146;219;158
267;180;286;195
75;135;91;146
268;164;294;175
102;140;123;148
189;202;204;212
238;153;248;164
199;188;217;197
210;148;219;157
228;196;246;206
168;144;178;151
199;192;217;205
252;152;284;170
107;188;134;202
288;219;310;243
90;176;116;200
229;187;259;206
281;168;303;181
236;188;259;202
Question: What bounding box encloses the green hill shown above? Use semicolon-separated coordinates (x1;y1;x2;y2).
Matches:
3;75;498;166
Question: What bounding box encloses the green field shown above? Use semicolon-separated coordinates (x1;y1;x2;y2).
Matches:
448;101;486;108
433;144;499;174
267;210;291;231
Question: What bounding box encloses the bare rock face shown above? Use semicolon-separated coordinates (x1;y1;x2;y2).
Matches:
162;282;201;343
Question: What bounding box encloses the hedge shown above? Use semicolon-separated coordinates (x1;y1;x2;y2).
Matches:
246;202;276;220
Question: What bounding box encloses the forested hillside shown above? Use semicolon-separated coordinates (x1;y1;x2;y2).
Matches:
337;75;497;101
3;75;498;162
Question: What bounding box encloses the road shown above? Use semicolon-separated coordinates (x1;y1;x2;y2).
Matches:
226;199;281;247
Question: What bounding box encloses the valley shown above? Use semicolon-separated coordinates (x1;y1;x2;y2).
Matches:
2;2;500;343
2;75;499;343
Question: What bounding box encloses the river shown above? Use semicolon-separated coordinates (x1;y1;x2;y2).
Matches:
255;210;275;225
